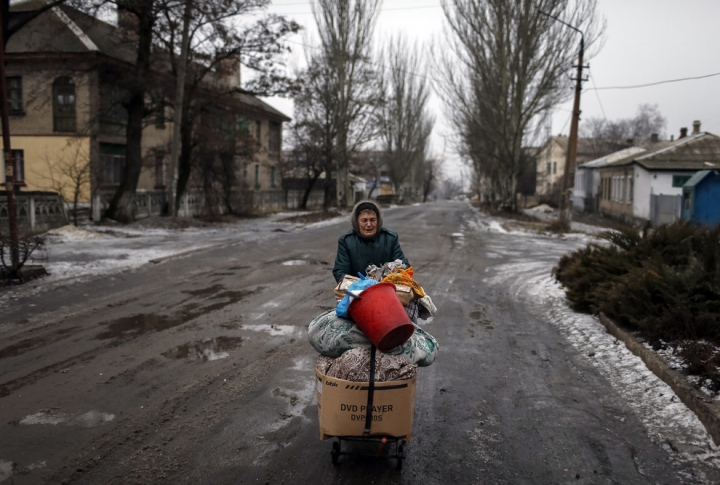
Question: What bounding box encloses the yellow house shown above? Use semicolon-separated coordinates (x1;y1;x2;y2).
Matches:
2;2;289;218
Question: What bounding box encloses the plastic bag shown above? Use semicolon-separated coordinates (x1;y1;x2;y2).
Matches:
335;277;378;317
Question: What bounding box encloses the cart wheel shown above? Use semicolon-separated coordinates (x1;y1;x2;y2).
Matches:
331;441;340;466
396;442;404;471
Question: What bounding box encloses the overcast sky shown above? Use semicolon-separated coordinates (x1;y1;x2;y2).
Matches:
258;0;720;178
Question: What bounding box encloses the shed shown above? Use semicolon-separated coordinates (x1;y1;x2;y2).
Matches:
681;170;720;225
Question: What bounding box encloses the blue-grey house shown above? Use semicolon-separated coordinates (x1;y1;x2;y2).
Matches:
682;170;720;225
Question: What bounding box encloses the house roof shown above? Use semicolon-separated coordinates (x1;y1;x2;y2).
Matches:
580;146;647;169
683;170;713;189
606;133;720;171
7;3;290;122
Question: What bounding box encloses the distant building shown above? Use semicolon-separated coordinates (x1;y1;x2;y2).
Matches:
0;1;289;219
573;147;648;213
535;136;618;198
598;124;720;227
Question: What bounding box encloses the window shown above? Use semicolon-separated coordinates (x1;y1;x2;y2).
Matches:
53;77;76;132
3;149;24;183
672;175;691;188
99;143;125;185
269;121;281;154
256;120;262;147
236;116;250;137
155;151;165;188
546;162;551;175
7;77;22;112
628;176;634;203
243;163;248;181
270;166;276;187
552;162;557;174
254;164;260;187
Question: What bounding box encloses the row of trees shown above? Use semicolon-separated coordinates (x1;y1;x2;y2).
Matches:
437;0;604;211
287;0;436;210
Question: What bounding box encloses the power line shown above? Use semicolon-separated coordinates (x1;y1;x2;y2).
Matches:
588;71;607;121
588;71;720;91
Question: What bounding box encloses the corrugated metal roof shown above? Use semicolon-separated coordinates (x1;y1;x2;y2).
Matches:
683;170;711;188
581;146;647;168
605;133;720;170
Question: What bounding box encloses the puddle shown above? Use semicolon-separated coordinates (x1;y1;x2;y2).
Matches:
282;260;308;266
0;327;81;360
27;461;46;471
242;324;298;337
262;301;281;308
450;232;465;249
18;409;115;427
96;288;263;340
163;337;244;361
95;314;187;340
183;284;224;297
0;460;12;482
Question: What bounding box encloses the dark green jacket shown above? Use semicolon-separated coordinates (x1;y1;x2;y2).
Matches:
332;228;409;282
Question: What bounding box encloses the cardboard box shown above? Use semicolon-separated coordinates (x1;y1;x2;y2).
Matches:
315;368;416;440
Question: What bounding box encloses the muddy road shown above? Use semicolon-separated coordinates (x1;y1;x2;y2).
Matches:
1;201;719;484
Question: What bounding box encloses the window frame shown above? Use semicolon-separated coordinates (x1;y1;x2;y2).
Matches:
53;76;77;133
3;149;25;184
6;76;23;113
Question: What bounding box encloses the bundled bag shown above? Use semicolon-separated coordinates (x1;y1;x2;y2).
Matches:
308;308;439;367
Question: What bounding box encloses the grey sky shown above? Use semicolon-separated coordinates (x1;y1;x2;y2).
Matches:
259;0;720;177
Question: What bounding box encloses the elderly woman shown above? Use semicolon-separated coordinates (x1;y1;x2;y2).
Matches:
332;200;409;282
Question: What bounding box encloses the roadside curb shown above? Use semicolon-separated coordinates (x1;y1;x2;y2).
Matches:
598;312;720;445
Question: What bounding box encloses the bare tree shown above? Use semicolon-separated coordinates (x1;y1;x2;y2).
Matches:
100;0;158;222
32;138;96;226
437;0;604;211
153;0;300;214
312;0;382;209
581;103;667;157
379;35;434;197
421;157;441;202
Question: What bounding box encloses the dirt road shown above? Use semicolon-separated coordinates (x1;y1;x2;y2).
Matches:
1;201;719;484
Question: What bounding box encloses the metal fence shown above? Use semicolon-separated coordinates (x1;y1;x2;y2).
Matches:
650;194;681;227
0;191;68;233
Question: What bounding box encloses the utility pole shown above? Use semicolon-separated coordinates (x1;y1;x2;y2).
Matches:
0;10;20;275
559;35;586;226
540;10;587;228
167;0;192;217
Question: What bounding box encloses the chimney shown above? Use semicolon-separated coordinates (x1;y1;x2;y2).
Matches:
680;127;688;139
117;6;138;41
216;56;241;89
692;120;701;135
650;133;659;143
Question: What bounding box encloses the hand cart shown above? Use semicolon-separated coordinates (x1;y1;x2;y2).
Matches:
316;346;416;470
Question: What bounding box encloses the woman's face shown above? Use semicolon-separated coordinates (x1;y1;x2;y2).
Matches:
358;210;378;238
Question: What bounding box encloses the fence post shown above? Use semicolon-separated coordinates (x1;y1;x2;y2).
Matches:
29;195;36;231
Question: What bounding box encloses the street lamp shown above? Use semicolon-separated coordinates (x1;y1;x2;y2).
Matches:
540;10;587;228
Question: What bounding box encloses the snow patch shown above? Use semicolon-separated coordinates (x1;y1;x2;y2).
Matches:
19;409;115;427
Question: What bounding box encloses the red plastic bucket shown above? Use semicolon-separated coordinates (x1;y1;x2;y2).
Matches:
347;282;415;352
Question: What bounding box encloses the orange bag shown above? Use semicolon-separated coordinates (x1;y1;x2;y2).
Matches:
381;267;425;299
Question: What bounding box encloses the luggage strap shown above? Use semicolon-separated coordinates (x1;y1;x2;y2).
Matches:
363;345;377;436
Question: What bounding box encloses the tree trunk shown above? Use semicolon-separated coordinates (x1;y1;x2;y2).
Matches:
175;107;194;214
106;2;154;222
301;170;322;210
